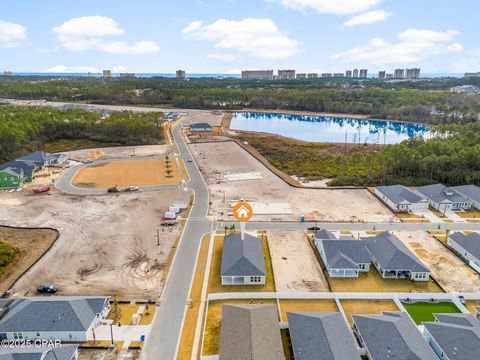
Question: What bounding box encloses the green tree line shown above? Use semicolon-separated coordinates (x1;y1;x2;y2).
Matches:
0;105;164;162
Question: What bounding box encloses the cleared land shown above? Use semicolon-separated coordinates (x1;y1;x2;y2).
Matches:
73;159;183;188
191;141;392;222
203;299;277;356
403;301;461;324
340;299;399;325
0;189;190;299
466;300;480;315
208;233;275;293
279;299;338;322
0;226;58;294
79;349;140;360
267;231;329;292
394;231;480;293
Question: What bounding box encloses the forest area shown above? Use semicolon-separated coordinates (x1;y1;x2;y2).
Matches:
0;105;164;162
0;76;480;124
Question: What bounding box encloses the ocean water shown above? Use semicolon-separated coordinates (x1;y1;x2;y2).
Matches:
230;112;431;144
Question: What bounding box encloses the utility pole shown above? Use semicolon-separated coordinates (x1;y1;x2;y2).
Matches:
157;229;160;247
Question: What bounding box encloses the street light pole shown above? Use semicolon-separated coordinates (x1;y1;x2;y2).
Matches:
109;323;114;345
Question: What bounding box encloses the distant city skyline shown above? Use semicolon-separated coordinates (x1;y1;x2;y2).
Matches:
1;0;479;74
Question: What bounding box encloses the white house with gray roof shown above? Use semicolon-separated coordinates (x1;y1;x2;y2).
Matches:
0;296;110;342
362;232;430;281
315;230;370;278
219;304;284;360
375;185;429;212
415;184;473;213
453;185;480;210
0;344;79;360
422;313;480;360
220;233;266;285
448;232;480;273
353;312;437;360
287;312;361;360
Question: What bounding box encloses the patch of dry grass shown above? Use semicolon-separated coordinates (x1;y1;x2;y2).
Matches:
279;299;338;322
340;299;399;325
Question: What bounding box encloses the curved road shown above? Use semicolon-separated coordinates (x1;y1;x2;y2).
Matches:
142;120;213;359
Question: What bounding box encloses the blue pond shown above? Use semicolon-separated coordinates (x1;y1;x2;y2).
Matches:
230;112;431;144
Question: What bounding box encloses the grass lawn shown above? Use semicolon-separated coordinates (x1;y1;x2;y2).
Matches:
207;233;275;293
403;301;461;325
457;209;480;219
203;299;277;356
0;226;58;293
177;233;211;360
429;207;447;218
139;304;155;325
107;303;140;325
465;300;480;315
340;299;399;325
328;268;443;293
279;299;338;322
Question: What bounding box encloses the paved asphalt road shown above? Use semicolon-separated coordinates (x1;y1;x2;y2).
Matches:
142;120;213;360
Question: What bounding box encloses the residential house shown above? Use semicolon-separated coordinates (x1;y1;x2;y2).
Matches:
219;304;285;360
375;185;429;212
287;312;360;360
220;233;266;285
362;232;430;281
423;313;480;360
0;161;35;188
315;230;370;278
453;185;480;210
0;344;79;360
415;184;473;212
17;151;68;168
448;232;480;273
0;296;110;342
353;312;437;360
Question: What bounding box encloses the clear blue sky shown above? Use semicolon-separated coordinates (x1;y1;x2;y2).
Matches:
1;0;478;74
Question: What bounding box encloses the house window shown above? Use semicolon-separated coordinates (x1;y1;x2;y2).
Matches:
36;332;40;337
359;264;366;270
250;276;261;283
13;332;23;339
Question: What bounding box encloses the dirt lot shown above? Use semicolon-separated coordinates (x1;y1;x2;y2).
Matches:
191;141;392;222
78;349;140;360
394;231;480;293
0;226;58;293
340;299;399;325
72;159;184;188
0;188;190;299
67;144;175;161
267;231;329;292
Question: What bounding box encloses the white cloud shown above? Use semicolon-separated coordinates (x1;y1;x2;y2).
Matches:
182;18;301;59
52;16;159;54
0;20;28;48
450;50;480;73
208;53;237;62
344;10;392;27
332;28;462;65
42;65;101;73
267;0;382;15
35;47;60;54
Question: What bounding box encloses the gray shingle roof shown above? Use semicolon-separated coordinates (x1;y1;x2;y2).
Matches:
362;232;429;273
0;161;34;179
16;151;51;167
453;185;480;203
190;123;212;131
0;296;109;332
449;232;480;260
287;312;360;360
423;313;480;360
0;345;78;360
221;234;266;277
321;240;370;270
377;185;428;205
315;229;337;240
219;304;285;360
353;312;437;360
415;184;470;204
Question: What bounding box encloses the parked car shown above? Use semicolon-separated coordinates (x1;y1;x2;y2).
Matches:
187;158;193;162
128;186;139;191
83;159;93;164
308;226;321;231
37;284;58;294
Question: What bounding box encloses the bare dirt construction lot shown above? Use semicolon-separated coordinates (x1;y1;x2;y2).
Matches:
0;188;190;299
0;226;58;293
78;349;140;360
394;231;480;293
267;231;329;292
72;159;184;188
191;141;392;222
67;144;175;162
